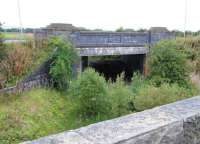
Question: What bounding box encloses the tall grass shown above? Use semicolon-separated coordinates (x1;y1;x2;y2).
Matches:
0;69;199;143
108;74;135;117
0;89;70;143
0;40;53;87
133;83;198;111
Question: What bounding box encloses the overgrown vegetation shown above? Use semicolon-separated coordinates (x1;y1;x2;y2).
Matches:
0;89;70;144
0;37;53;87
0;69;198;143
132;79;198;111
49;38;78;90
176;36;200;75
0;46;33;85
69;68;110;118
109;74;135;117
0;23;6;60
1;36;200;143
148;40;189;87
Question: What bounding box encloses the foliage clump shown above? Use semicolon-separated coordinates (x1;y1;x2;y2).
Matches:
69;68;110;118
109;74;135;117
0;23;6;60
176;36;200;75
149;40;189;87
49;37;77;90
0;47;32;82
134;83;198;111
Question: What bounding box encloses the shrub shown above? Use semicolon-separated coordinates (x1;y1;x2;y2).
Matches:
49;37;78;90
0;23;6;60
109;74;135;117
116;27;124;32
175;37;200;75
176;37;200;61
0;46;33;85
134;83;198;111
69;68;110;118
149;40;189;87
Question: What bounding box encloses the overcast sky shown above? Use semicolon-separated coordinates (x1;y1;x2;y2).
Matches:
0;0;199;31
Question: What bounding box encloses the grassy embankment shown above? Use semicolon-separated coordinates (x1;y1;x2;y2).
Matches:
0;82;198;143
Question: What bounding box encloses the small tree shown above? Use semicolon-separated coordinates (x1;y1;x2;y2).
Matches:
0;23;6;60
149;40;189;87
49;37;78;90
116;27;124;32
69;68;110;118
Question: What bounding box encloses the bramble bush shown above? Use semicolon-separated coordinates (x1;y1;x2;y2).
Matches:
49;37;78;90
149;40;189;87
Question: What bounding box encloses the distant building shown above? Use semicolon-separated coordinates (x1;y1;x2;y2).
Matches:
46;23;77;31
34;23;81;41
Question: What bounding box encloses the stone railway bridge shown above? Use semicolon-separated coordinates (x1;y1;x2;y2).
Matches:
35;24;175;80
69;31;174;80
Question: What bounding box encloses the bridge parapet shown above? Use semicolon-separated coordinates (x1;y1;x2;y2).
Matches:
70;31;175;48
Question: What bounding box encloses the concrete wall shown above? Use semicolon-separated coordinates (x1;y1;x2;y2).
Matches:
22;96;200;144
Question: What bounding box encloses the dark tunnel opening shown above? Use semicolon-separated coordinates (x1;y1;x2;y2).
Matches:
86;54;146;82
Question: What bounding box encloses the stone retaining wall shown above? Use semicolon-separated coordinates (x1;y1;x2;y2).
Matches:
0;74;49;94
0;57;53;95
23;96;200;144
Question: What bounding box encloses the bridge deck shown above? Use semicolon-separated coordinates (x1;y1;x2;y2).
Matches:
70;31;174;56
70;31;174;47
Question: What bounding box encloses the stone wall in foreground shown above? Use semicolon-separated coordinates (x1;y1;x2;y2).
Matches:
22;96;200;144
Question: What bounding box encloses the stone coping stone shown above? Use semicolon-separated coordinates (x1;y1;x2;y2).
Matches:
22;96;200;144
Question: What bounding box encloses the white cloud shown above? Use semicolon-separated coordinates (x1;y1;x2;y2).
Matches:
0;0;199;31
